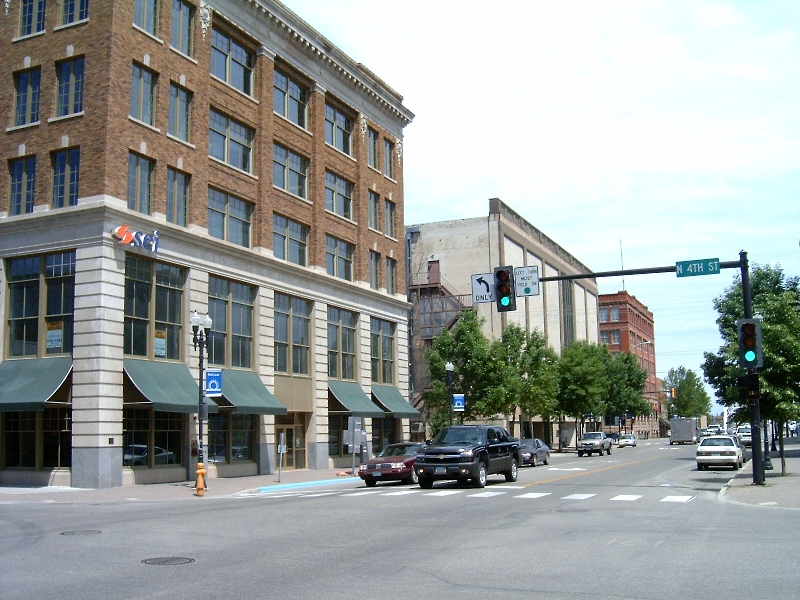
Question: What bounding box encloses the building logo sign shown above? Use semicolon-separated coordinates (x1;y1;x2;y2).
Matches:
113;225;160;252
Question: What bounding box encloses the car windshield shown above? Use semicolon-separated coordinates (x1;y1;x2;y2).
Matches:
701;438;734;447
434;428;484;445
583;433;602;439
621;435;633;439
378;444;421;457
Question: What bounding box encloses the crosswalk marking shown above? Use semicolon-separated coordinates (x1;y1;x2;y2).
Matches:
341;490;383;496
562;493;596;500
382;490;421;496
515;492;551;499
660;495;694;503
469;491;506;498
611;495;643;502
426;490;463;496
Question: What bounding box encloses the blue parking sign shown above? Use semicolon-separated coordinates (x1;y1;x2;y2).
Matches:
205;368;222;397
452;393;465;412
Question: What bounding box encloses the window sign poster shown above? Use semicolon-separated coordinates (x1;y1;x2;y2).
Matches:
154;329;167;358
47;321;64;349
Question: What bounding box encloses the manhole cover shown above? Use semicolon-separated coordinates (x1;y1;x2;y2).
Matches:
142;557;195;566
60;530;102;536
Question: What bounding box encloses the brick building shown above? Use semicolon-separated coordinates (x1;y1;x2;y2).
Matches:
0;0;415;488
598;291;664;438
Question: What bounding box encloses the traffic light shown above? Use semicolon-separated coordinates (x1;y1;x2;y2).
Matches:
494;266;517;312
737;318;763;369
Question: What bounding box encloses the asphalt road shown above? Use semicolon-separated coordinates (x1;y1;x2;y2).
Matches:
2;440;796;600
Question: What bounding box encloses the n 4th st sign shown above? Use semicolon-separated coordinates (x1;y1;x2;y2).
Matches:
675;258;721;278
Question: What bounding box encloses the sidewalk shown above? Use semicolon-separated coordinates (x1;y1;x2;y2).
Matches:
721;437;800;510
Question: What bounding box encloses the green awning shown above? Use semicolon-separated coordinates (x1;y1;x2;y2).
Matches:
329;380;384;418
219;369;287;415
371;385;421;418
123;358;202;413
0;357;72;411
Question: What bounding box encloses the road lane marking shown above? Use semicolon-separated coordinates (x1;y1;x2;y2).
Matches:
382;490;421;496
611;495;643;501
562;493;596;500
425;490;463;496
469;491;506;498
515;492;551;499
341;490;383;496
660;495;694;503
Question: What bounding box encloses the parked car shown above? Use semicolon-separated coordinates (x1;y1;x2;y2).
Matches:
736;425;752;447
577;431;612;457
358;442;426;487
520;438;550;467
696;435;744;470
618;434;637;448
123;444;176;466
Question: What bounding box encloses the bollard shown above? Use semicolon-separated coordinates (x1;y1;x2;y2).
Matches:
195;462;207;497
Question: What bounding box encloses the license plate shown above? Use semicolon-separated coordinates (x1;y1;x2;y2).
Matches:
435;467;446;474
372;472;382;476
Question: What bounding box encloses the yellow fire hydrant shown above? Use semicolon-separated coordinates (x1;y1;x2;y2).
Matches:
195;461;207;497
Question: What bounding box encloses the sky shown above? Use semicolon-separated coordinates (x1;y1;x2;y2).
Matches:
281;0;800;410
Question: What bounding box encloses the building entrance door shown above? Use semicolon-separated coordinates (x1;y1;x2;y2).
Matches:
276;425;306;470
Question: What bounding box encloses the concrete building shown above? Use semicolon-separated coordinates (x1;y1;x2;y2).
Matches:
598;291;664;438
0;0;416;488
407;198;599;446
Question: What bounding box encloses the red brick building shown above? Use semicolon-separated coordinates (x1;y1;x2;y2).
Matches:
598;291;663;438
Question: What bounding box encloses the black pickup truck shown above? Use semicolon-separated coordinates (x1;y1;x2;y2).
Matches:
414;425;520;489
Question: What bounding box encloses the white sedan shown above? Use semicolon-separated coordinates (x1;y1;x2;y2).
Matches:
618;434;637;447
696;435;743;471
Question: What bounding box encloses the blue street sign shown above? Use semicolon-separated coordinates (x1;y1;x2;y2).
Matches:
205;368;222;397
453;393;465;412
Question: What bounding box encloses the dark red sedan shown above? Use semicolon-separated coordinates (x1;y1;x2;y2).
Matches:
358;442;426;487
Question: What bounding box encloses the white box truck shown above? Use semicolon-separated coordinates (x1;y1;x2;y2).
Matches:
669;418;696;445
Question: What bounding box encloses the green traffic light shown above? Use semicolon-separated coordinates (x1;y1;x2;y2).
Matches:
744;350;756;362
500;297;510;307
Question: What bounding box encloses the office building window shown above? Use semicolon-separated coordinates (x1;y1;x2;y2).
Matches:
123;255;185;359
274;293;311;375
130;63;157;125
134;0;159;36
384;199;395;238
56;57;84;117
383;139;395;179
7;251;76;357
171;0;194;56
273;214;308;266
208;413;255;464
208;276;255;369
208;188;252;248
209;109;253;172
273;144;308;198
611;330;621;344
370;318;395;384
10;157;36;216
611;307;620;321
62;0;89;25
211;28;254;96
122;409;184;468
168;83;192;142
14;68;41;127
20;0;46;36
386;258;396;295
273;70;307;128
127;152;154;214
328;306;356;380
52;147;80;208
369;251;380;290
166;167;189;226
324;104;352;155
367;128;379;169
324;171;353;220
325;235;353;281
599;308;609;323
368;191;379;230
600;330;610;345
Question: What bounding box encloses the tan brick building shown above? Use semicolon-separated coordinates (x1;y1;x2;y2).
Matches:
0;0;415;488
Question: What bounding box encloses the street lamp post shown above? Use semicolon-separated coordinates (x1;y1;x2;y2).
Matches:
445;361;455;426
191;310;213;497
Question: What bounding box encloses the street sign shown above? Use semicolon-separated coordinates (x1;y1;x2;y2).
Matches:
514;266;540;296
675;258;720;278
205;368;222;397
471;273;495;304
452;393;465;412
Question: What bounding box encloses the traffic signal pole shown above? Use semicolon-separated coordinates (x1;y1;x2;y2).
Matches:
741;251;766;485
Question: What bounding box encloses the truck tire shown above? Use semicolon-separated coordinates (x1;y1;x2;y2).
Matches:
419;477;434;489
607;446;612;455
531;454;537;468
578;451;584;457
504;458;518;482
473;462;487;488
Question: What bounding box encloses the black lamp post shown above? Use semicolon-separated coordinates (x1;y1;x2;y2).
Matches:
445;361;454;426
191;310;212;496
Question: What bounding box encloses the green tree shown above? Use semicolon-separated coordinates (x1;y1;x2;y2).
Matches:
702;264;800;426
662;367;711;418
557;341;610;442
606;352;650;428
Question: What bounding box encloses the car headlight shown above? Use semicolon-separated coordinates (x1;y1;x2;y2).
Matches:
358;464;367;472
460;449;474;460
